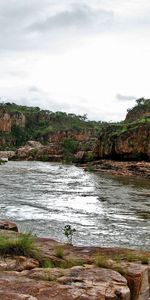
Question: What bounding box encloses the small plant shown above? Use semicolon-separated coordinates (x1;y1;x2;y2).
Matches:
63;225;76;245
94;254;108;268
54;245;64;259
41;260;54;268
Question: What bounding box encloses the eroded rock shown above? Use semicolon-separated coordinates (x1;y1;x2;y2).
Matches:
0;223;149;299
0;220;18;232
0;266;130;300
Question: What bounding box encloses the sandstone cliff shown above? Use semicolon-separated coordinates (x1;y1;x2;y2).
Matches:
0;101;150;163
0;111;25;132
94;123;150;161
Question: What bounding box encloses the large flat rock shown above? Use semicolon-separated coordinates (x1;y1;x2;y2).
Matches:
0;266;130;300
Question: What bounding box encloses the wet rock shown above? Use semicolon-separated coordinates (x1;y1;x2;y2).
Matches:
0;220;18;232
0;151;15;160
83;160;150;178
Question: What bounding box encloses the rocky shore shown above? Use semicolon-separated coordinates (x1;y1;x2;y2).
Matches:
0;220;149;300
82;160;150;179
0;142;150;179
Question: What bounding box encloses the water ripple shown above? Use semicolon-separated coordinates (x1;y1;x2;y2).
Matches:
0;161;149;250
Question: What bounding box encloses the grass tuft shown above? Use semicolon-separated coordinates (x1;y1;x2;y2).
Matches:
0;233;39;259
60;258;85;269
41;260;55;268
94;254;108;268
54;245;64;259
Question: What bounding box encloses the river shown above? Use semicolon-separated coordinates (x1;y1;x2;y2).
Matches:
0;161;149;250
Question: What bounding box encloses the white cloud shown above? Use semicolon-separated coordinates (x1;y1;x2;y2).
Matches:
0;0;150;121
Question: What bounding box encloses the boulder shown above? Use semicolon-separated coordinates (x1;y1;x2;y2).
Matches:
0;256;39;272
0;151;15;160
0;220;18;232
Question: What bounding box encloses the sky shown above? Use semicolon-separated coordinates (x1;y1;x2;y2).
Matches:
0;0;150;121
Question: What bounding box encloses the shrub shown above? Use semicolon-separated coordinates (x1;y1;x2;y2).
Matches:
63;225;76;245
84;152;94;162
41;155;49;162
61;138;79;155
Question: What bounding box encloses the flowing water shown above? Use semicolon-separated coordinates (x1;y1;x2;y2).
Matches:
0;161;150;250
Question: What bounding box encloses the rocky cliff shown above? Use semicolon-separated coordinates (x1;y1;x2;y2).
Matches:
93;99;150;162
0;102;97;151
0;100;150;162
0;111;25;132
94;123;150;161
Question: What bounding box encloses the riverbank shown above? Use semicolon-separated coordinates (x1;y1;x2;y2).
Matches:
0;220;149;300
81;159;150;179
1;146;150;179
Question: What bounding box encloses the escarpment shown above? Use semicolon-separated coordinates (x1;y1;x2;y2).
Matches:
0;99;149;163
94;123;150;161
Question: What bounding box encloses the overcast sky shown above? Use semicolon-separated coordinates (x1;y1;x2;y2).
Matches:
0;0;150;121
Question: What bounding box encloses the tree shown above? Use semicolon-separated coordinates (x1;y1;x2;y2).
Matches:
136;98;145;106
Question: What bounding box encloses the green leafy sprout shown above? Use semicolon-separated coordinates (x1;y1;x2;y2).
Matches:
63;225;76;245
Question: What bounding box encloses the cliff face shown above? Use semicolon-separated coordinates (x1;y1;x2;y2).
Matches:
46;130;92;143
94;99;150;161
0;111;26;132
95;124;150;161
0;113;11;132
115;125;150;160
0;101;150;162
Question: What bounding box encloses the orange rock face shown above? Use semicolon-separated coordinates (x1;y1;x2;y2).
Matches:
0;112;26;133
0;113;11;132
95;124;150;161
47;129;94;143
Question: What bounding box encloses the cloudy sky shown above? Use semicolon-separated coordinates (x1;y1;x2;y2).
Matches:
0;0;150;121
